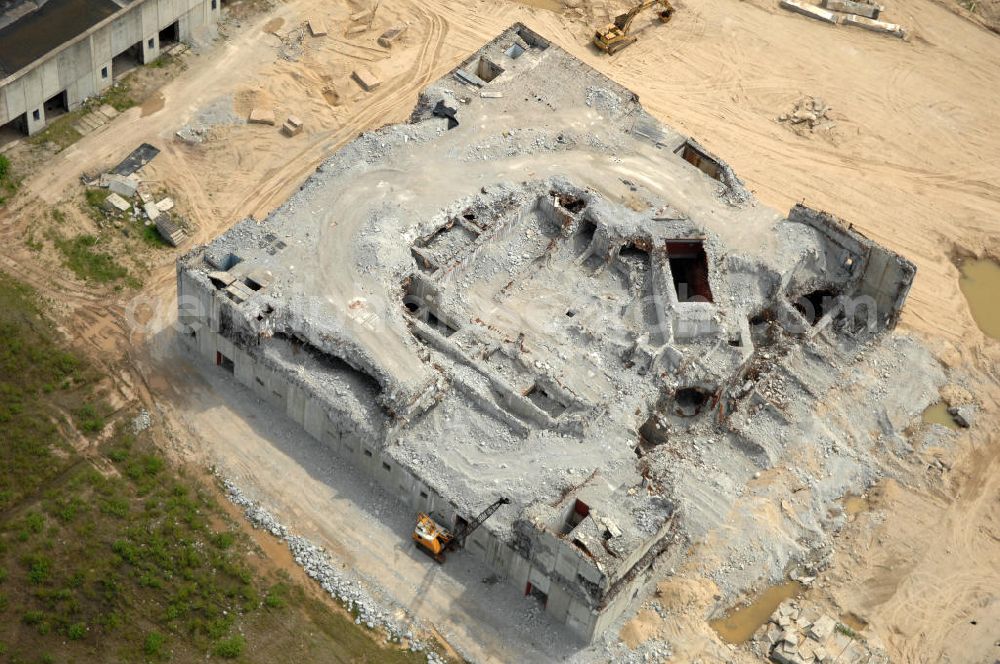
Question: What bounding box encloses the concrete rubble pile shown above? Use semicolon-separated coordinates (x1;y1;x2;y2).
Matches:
222;479;448;662
176;24;942;644
86;170;186;246
754;599;888;664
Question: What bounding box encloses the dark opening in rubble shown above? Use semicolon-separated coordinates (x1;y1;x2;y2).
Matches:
244;277;263;292
216;351;235;374
560;498;589;535
639;412;669;445
792;289;838;326
525;582;548;607
517;27;550;50
556;193;587;213
426;311;458;337
674;387;710;417
525;383;568;417
675;141;723;181
666;240;713;302
575;220;597;255
475;57;505;83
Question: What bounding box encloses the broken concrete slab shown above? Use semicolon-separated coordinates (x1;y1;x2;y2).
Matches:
840;13;907;37
156;197;175;213
808;614;836;641
349;8;371;21
780;0;840;24
104;192;131;212
107;173;139;198
480;90;504;99
143;202;162;220
351;67;382;91
821;0;882;18
308;18;327;36
248;108;277;125
346;24;368;35
97;104;119;120
377;24;407;48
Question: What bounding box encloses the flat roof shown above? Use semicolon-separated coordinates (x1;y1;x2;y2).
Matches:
0;0;121;79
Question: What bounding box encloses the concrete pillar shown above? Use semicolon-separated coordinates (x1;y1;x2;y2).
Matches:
141;35;159;64
25;107;45;135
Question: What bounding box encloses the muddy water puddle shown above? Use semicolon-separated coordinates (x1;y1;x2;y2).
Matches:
958;258;1000;340
709;580;803;644
842;493;870;516
922;401;961;430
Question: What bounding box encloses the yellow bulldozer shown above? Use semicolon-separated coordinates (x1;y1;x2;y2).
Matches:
593;0;674;54
412;497;510;563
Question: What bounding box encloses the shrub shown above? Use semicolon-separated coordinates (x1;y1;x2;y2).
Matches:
144;631;166;657
67;622;86;640
212;634;245;659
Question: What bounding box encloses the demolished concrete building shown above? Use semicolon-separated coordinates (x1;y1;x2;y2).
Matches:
176;24;916;642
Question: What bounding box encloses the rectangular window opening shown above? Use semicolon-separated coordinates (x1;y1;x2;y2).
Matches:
101;66;109;78
666;240;713;303
419;491;428;499
216;351;235;374
147;38;155;49
675;141;723;182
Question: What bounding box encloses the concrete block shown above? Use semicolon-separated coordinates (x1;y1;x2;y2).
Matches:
308;18;327;36
840;13;907;37
349;9;371;21
347;24;368;35
143;201;162;220
104;192;131;212
287;115;304;130
156;197;175;212
780;0;839;24
107;174;139;198
480;90;504;99
352;67;382;92
808;615;836;641
821;0;881;18
377;24;407;48
248;108;276;125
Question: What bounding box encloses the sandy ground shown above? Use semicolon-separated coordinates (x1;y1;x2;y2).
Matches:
1;0;1000;660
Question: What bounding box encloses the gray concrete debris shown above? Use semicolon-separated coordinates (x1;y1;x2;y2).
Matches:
131;409;152;433
780;0;840;24
107;173;139;198
104;192;131;212
822;0;883;18
756;599;888;664
176;23;940;645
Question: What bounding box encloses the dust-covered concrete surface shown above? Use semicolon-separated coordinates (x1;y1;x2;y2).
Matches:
174;23;943;654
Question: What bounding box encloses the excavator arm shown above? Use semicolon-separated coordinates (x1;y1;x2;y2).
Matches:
450;497;511;549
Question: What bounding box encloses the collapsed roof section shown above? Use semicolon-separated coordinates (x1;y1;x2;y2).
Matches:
176;23;915;641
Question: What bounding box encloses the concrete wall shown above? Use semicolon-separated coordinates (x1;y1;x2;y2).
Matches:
177;264;647;643
0;0;218;134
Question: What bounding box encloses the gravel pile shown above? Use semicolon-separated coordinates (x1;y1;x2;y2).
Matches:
222;479;445;661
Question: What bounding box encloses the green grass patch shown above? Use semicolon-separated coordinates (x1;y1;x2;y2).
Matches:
0;270;434;664
51;233;137;287
0;154;17;206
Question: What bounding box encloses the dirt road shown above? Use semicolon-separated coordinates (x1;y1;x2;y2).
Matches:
1;0;999;659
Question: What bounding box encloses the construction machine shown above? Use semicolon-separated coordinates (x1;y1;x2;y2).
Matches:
593;0;674;54
412;497;510;563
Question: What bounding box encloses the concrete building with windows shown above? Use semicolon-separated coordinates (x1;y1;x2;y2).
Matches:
0;0;219;136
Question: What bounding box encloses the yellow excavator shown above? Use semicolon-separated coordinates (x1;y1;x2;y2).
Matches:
413;497;510;563
593;0;674;54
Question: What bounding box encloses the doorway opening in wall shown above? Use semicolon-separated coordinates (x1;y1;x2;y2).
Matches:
0;113;28;148
215;351;235;374
158;21;180;52
42;90;69;122
666;240;713;303
675;141;723;181
525;582;549;608
113;42;144;78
